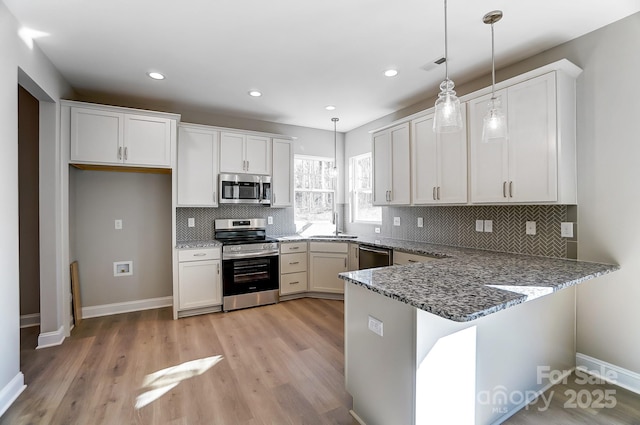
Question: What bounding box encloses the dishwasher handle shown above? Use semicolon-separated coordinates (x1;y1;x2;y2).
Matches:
359;245;391;256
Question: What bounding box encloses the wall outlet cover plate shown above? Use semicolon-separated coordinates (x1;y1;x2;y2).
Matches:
483;220;493;233
475;220;484;232
526;221;537;235
393;217;401;226
561;222;574;238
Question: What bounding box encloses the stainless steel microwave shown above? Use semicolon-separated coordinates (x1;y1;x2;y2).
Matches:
219;173;271;205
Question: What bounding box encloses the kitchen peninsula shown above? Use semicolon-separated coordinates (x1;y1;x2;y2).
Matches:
338;241;618;425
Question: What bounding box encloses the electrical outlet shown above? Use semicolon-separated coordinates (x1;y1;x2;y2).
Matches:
393;217;401;226
417;217;424;228
267;216;273;225
374;227;381;234
115;219;122;230
561;222;574;238
475;220;484;232
368;315;383;337
483;220;493;233
526;221;537;235
188;218;195;227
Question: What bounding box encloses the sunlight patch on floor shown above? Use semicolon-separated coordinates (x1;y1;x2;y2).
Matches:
135;355;224;409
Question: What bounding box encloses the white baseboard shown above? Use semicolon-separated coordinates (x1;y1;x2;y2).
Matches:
19;313;40;328
0;372;26;417
349;410;366;425
82;296;173;319
576;352;640;395
37;325;65;349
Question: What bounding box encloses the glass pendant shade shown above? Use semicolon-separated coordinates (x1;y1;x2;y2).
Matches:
482;97;507;141
433;79;463;133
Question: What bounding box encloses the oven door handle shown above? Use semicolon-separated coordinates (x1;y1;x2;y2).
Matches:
223;251;279;260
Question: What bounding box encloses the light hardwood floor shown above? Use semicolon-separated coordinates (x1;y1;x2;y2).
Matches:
3;299;357;425
4;298;640;424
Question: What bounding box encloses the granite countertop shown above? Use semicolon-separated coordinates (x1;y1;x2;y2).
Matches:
176;240;222;249
337;237;618;322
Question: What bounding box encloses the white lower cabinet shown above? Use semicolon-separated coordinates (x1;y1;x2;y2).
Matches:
280;242;308;295
309;242;348;294
178;248;222;310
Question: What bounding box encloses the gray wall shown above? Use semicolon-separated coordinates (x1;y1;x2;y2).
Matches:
344;13;640;374
70;170;172;307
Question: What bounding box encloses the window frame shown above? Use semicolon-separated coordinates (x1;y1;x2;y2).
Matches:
293;154;336;226
349;152;381;224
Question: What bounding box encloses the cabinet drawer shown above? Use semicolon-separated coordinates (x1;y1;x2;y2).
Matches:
280;272;308;295
178;248;220;262
281;242;307;254
392;250;437;266
280;252;307;274
309;242;349;253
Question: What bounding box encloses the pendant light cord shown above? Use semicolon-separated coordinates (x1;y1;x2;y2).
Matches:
444;0;449;81
491;21;496;99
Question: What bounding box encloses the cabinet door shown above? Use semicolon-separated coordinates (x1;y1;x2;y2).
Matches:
220;132;246;173
272;138;293;207
349;243;359;271
70;107;123;164
438;107;468;204
245;135;271;174
507;73;557;202
178;260;222;310
309;252;348;294
123;114;172;167
280;272;308;295
411;114;439;205
372;130;391;205
177;126;218;206
390;123;411;205
469;90;510;203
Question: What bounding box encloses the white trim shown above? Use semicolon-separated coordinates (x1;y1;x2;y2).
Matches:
491;368;574;425
349;410;367;425
576;352;640;395
37;325;65;349
0;373;26;418
19;313;40;328
82;296;173;319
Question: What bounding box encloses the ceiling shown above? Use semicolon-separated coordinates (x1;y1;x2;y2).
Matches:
4;0;639;132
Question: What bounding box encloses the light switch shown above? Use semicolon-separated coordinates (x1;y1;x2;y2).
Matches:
475;220;484;232
115;219;122;230
417;217;424;228
526;221;537;235
561;222;574;238
484;220;493;233
268;216;273;225
368;315;383;337
393;217;401;226
188;218;195;227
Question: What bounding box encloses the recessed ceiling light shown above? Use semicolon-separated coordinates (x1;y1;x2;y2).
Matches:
325;105;336;111
384;69;399;77
147;72;165;80
248;90;262;97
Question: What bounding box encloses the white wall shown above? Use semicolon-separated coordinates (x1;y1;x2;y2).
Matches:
344;13;640;374
0;1;71;414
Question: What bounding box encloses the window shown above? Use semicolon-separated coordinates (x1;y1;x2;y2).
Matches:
350;153;381;223
294;155;336;234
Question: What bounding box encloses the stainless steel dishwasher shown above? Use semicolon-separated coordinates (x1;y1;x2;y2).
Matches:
358;245;393;270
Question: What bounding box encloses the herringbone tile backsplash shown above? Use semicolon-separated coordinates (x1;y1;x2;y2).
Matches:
382;205;576;259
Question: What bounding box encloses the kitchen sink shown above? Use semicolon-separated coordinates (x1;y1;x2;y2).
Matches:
310;234;358;239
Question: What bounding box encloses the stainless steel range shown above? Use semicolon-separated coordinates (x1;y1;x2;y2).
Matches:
214;218;279;311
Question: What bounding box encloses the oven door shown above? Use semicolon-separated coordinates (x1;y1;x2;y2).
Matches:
222;254;279;296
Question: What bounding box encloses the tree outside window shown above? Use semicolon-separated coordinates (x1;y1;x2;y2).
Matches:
294;155;336;234
350;153;381;223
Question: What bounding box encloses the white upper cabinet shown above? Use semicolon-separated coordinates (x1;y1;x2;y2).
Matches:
70;104;175;168
411;110;467;205
372;122;411;205
220;132;271;174
177;124;219;207
469;68;578;204
271;138;293;207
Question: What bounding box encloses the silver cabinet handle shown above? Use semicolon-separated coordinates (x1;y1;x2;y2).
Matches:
193;253;207;257
217;263;220;274
289;246;299;250
344;258;347;268
290;281;300;285
408;259;418;263
247;160;249;170
289;261;300;265
503;181;507;198
437;186;441;200
433;187;436;200
509;181;513;198
213;191;216;202
124;147;128;160
118;146;122;160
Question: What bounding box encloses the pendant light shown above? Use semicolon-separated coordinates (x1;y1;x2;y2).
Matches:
329;117;339;179
481;10;507;142
433;0;463;133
